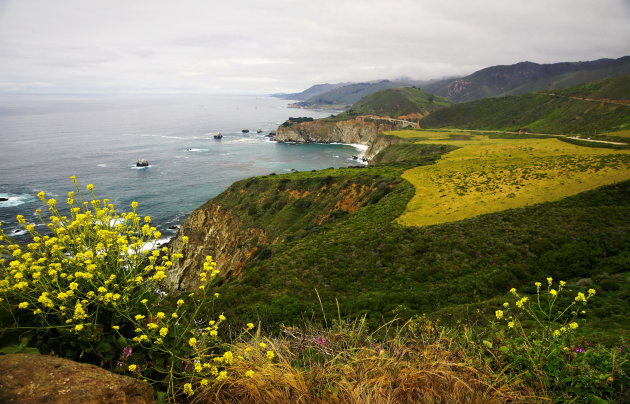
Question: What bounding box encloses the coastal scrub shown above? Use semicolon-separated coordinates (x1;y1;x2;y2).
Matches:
0;178;264;401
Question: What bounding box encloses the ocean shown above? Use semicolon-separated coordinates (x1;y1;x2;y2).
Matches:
0;94;364;241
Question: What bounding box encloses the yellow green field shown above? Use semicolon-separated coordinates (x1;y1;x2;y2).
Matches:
385;130;630;227
604;129;630;138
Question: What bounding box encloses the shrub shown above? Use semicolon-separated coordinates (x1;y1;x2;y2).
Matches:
485;277;628;401
0;178;263;402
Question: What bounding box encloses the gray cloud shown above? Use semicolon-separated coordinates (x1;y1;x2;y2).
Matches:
0;0;629;94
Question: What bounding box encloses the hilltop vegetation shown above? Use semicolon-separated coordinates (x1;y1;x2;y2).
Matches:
421;75;630;134
348;87;451;118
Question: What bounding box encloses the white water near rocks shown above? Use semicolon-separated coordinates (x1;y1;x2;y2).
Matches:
0;94;363;239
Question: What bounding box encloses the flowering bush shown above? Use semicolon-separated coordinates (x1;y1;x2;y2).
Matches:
0;178;265;401
486;277;627;401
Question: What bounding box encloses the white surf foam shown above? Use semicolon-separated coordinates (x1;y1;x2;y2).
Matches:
0;193;36;208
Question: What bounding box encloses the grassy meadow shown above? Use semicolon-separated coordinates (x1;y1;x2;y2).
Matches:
387;129;630;227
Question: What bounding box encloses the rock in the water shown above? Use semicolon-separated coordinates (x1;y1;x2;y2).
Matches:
136;159;149;167
0;353;155;404
0;197;8;202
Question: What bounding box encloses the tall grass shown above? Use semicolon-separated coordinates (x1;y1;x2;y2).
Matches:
196;318;538;403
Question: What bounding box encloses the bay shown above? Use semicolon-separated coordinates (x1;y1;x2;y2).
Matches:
0;94;362;239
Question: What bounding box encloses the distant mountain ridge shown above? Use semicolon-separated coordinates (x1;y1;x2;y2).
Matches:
280;56;630;106
422;56;630;102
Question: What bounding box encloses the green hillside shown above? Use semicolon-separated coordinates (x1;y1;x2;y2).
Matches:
192;146;630;340
421;75;630;134
348;87;451;118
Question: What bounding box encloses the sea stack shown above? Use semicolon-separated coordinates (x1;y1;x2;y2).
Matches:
136;159;149;167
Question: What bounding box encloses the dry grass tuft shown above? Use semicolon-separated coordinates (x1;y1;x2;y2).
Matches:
194;319;544;403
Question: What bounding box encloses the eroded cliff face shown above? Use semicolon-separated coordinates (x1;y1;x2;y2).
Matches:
276;117;410;146
166;204;277;290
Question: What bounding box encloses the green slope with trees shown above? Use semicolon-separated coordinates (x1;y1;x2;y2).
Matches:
421;75;630;134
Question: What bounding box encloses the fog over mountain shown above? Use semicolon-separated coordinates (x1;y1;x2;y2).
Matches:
1;0;629;94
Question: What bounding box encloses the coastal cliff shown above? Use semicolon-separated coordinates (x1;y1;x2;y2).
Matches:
276;117;414;148
166;203;278;290
167;170;403;291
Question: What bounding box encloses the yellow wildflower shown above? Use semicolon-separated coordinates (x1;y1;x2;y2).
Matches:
507;321;515;328
183;383;194;396
495;310;503;319
189;337;197;347
18;302;29;309
569;322;578;329
266;351;275;359
549;289;558;296
159;327;168;337
128;364;136;372
245;370;254;378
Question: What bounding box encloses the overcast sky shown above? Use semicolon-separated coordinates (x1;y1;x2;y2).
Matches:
1;0;629;94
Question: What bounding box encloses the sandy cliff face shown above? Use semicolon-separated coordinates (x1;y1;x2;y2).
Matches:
167;204;277;290
275;117;409;146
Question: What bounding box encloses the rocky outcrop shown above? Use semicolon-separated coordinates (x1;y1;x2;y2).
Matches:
0;353;155;404
365;134;414;161
167;203;278;290
275;117;413;147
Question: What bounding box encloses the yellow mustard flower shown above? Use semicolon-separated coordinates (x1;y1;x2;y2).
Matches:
245;370;254;378
183;383;194;396
128;364;136;372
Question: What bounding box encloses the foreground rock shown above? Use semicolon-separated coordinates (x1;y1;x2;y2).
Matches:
0;353;155;404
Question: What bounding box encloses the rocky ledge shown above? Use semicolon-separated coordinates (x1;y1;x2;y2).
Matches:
0;353;155;404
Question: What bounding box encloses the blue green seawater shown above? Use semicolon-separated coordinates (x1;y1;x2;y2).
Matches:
0;94;363;240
